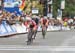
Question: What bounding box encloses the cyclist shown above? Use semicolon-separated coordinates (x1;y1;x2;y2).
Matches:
32;15;39;39
24;17;37;32
40;16;49;39
40;16;49;29
24;17;37;45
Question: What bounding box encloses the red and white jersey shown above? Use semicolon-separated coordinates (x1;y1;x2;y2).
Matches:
24;20;37;28
40;18;49;24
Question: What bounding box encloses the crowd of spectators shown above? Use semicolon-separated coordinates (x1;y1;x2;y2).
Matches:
0;10;75;29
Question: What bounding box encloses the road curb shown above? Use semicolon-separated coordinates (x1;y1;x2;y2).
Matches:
0;30;71;38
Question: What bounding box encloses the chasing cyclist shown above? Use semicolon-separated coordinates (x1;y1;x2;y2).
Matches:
40;16;49;39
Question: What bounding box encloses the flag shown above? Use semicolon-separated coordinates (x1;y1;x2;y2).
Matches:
19;0;25;11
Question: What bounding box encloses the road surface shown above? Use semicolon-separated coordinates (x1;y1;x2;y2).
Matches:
0;30;75;53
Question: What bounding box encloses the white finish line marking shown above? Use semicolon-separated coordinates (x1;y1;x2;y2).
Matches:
0;45;74;51
0;48;75;51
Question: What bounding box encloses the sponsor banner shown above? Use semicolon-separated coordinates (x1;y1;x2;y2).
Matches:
3;24;14;33
4;0;15;7
0;24;8;35
4;2;14;7
32;8;39;14
0;23;17;36
4;7;21;14
61;0;65;9
62;26;70;30
4;0;26;14
0;23;70;36
11;25;17;32
13;24;27;33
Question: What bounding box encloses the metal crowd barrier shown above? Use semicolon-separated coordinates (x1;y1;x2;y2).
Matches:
0;21;70;37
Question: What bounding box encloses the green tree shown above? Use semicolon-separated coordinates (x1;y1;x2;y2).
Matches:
24;0;44;15
53;0;75;17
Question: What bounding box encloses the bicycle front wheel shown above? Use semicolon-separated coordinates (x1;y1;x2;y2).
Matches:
42;27;46;39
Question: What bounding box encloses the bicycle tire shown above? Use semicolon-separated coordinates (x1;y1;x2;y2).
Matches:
42;27;46;39
27;28;34;45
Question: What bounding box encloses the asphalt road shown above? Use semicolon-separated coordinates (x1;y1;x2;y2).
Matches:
0;30;75;53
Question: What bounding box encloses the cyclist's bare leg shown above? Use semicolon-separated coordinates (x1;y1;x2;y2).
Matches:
33;30;37;39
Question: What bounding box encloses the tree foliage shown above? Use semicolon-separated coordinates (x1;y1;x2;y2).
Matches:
53;0;75;17
24;0;44;15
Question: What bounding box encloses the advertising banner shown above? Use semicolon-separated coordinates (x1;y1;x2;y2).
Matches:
0;24;8;34
61;0;65;9
4;0;15;7
4;0;26;14
32;8;39;14
4;24;13;33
